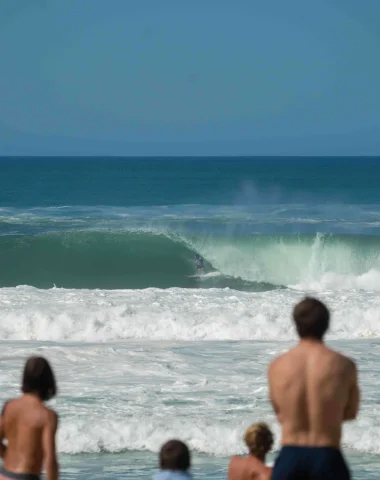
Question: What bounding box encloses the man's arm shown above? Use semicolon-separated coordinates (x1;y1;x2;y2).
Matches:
0;418;6;458
0;401;10;458
343;361;360;421
268;362;280;416
42;411;59;480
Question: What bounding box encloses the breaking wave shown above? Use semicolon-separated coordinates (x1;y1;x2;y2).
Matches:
0;230;380;291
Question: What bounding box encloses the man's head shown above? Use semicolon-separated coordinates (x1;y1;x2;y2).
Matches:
293;297;330;341
159;439;190;471
22;356;57;401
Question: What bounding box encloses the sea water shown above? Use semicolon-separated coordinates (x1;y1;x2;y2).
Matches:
0;157;380;479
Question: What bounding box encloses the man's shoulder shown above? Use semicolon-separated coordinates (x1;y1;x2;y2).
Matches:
325;346;357;368
268;344;357;374
268;351;292;379
268;348;297;368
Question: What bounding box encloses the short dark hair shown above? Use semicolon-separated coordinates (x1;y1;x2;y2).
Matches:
22;356;57;401
159;440;190;471
293;297;330;340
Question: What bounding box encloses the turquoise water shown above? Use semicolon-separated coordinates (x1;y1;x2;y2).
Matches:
0;157;380;479
2;157;380;290
2;157;380;207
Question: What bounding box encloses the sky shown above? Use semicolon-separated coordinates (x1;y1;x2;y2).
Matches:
0;0;380;156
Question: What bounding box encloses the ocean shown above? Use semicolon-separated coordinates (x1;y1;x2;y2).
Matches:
0;156;379;479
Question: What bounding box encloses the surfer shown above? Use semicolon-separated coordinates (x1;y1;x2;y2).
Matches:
194;254;205;275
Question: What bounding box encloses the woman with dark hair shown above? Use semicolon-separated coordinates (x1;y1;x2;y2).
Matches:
0;357;59;480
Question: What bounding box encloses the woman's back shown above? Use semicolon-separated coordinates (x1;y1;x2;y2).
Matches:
1;396;53;474
0;356;58;480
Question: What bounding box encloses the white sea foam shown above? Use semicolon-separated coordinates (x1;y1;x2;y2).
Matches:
292;268;380;292
0;340;379;457
1;286;380;342
57;417;380;456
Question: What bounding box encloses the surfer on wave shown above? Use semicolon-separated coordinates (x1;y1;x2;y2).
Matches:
194;254;205;275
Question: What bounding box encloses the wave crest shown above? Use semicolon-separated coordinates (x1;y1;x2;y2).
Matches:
1;230;380;291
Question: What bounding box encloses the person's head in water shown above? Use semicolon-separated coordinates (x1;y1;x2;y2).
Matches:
244;423;273;461
22;356;57;402
159;439;191;471
293;297;330;341
195;254;199;259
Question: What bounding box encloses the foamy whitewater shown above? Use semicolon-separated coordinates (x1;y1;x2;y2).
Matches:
1;157;380;479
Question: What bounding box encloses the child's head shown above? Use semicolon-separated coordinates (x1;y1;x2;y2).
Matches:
22;356;57;401
244;423;273;459
159;440;191;471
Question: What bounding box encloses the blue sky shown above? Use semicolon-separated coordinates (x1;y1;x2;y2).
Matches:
0;0;380;155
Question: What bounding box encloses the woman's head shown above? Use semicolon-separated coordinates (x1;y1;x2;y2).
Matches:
244;423;273;459
22;356;57;402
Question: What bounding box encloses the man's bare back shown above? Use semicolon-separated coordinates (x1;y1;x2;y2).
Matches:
269;298;359;480
0;357;58;480
269;340;359;447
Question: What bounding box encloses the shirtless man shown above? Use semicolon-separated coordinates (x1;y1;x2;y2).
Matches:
0;356;59;480
268;297;359;479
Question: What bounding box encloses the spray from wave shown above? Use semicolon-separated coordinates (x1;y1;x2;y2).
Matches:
191;231;380;291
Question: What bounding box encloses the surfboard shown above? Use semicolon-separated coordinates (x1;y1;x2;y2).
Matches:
187;275;201;278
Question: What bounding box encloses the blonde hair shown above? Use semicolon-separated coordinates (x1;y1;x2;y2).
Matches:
244;423;273;458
